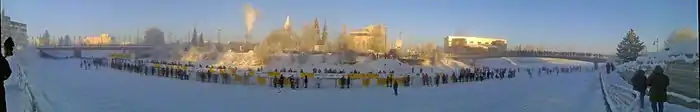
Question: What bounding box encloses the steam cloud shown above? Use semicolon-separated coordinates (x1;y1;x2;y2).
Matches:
243;3;258;34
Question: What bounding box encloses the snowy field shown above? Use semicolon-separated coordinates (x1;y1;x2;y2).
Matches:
19;59;606;112
5;47;698;112
6;48;614;112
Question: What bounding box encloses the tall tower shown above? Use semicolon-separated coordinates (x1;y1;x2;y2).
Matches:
284;16;291;32
342;24;347;35
198;33;204;46
396;32;403;49
190;27;198;46
313;17;320;37
320;20;328;45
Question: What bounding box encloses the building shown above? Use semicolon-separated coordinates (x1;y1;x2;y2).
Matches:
83;34;113;45
444;36;507;55
143;28;165;46
348;24;388;53
1;8;28;46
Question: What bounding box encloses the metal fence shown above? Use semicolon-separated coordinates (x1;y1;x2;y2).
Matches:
599;73;641;112
16;64;54;112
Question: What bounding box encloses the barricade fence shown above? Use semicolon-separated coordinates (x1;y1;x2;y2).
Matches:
17;64;54;112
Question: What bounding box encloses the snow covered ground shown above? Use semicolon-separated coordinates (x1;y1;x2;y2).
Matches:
7;46;698;112
8;49;615;112
20;59;607;112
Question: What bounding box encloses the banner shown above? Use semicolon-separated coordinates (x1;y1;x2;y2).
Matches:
376;78;386;86
348;74;360;79
234;75;243;83
153;64;161;68
248;70;256;76
181;66;188;70
337;78;343;87
362;79;370;87
394;78;404;85
110;53;131;59
366;74;379;79
268;72;281;77
284;79;291;86
218;69;226;74
256;76;266;85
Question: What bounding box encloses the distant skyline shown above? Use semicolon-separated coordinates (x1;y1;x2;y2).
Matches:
2;0;698;54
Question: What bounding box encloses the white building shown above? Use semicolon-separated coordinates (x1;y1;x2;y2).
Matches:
1;8;28;46
348;24;388;53
443;36;508;55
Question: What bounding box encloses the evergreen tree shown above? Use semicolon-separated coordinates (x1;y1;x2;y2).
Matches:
616;29;646;63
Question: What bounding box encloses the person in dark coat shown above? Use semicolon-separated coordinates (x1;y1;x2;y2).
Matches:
303;75;308;88
647;66;669;112
3;37;14;57
1;54;12;111
631;69;648;108
392;81;398;96
605;63;611;74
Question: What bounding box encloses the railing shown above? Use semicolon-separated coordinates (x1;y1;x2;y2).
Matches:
17;64;54;112
599;73;641;112
600;72;700;112
451;52;609;60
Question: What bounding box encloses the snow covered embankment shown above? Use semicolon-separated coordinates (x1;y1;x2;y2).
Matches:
12;51;57;112
599;73;641;112
600;72;698;112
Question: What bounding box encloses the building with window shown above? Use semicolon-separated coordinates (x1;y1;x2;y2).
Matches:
83;34;113;45
1;8;28;46
444;36;507;55
143;28;165;46
347;24;388;53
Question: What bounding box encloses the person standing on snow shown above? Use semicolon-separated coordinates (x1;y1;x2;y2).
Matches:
631;69;648;108
434;74;440;87
647;66;669;112
392;81;399;96
0;50;11;111
303;75;308;88
315;77;321;88
3;37;14;57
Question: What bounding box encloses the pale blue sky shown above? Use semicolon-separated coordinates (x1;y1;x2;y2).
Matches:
2;0;698;54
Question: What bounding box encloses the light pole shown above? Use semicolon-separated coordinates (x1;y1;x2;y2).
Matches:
655;36;660;52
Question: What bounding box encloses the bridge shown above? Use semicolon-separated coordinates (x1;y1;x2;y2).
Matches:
36;45;154;58
450;51;611;63
36;45;153;50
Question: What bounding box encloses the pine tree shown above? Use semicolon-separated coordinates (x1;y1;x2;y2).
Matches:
616;29;646;63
